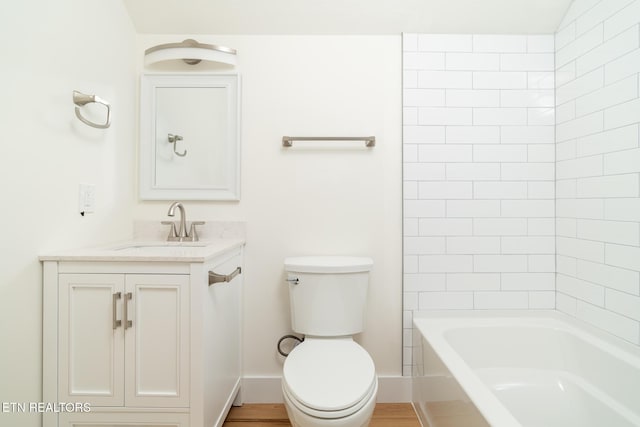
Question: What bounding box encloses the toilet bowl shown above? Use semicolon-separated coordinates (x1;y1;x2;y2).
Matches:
282;256;377;427
282;338;378;427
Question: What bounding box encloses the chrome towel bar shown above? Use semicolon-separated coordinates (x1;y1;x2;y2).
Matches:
208;267;241;286
282;136;375;147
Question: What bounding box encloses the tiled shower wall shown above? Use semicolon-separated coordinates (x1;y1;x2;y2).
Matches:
402;33;556;373
555;0;640;344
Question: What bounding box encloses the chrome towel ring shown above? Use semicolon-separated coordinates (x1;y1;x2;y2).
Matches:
73;90;111;129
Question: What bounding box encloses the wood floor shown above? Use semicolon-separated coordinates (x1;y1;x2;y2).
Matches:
223;403;422;427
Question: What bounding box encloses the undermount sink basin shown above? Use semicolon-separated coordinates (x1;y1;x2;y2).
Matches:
110;242;209;252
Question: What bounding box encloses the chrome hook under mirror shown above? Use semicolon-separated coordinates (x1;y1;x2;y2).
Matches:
168;133;187;157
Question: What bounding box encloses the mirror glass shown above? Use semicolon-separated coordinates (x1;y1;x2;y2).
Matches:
140;74;240;200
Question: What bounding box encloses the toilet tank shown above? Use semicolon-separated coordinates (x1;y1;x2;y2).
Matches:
284;256;373;337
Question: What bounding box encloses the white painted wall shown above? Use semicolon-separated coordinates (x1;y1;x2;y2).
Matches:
0;1;137;424
134;35;404;379
123;0;573;35
555;0;640;344
402;33;556;375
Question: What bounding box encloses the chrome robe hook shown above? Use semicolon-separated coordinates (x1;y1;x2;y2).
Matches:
168;133;187;157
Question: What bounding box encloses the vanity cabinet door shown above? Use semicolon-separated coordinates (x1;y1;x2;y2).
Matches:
124;274;190;408
57;273;189;409
58;274;125;406
205;252;243;422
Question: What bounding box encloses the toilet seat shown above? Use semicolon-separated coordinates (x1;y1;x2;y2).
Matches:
282;338;377;419
283;375;377;420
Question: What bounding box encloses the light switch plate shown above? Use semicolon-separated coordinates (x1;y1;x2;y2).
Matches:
79;184;95;214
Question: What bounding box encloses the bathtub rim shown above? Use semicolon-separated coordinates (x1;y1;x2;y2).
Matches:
412;309;640;427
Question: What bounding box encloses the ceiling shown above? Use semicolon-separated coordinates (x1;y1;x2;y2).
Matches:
123;0;573;35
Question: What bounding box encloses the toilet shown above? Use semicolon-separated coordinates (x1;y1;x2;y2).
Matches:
282;256;378;427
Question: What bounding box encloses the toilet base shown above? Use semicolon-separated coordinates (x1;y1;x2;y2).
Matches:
282;379;378;427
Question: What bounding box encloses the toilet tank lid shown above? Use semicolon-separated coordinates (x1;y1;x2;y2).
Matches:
284;256;373;273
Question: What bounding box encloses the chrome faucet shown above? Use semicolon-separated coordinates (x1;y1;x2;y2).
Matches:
163;202;205;242
167;202;188;241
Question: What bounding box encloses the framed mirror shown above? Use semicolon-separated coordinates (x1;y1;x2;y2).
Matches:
139;74;240;200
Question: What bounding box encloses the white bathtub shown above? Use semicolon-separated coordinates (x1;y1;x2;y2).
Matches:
412;311;640;427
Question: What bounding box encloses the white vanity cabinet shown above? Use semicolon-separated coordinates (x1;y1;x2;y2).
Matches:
42;241;244;427
57;273;190;408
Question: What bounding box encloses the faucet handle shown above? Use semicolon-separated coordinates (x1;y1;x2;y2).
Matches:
187;221;206;242
161;221;180;241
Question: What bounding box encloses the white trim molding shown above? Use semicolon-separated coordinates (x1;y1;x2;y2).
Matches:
240;375;412;404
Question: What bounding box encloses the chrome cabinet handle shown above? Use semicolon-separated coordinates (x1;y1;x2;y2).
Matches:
112;292;122;330
124;292;133;329
208;267;241;286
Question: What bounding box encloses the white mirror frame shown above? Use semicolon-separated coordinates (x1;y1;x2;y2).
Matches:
139;73;241;201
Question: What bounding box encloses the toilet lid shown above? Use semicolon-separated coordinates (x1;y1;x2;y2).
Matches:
283;339;376;412
284;256;373;273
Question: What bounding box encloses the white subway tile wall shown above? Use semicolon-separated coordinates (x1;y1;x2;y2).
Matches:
404;1;640;376
402;33;556;374
555;0;640;346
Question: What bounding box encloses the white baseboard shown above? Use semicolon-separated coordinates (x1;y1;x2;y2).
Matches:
376;376;413;402
241;377;284;403
241;375;412;404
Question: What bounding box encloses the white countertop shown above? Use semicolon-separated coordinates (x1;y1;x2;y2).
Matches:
39;220;246;263
39;238;245;263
